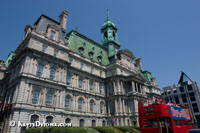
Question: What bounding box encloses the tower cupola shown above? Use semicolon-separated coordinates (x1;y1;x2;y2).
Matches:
101;9;120;58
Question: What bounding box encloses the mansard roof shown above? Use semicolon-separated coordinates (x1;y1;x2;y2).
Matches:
66;30;110;65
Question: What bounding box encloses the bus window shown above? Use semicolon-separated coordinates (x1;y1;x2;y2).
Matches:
165;118;172;127
143;119;158;128
186;120;192;125
174;120;178;126
179;120;184;126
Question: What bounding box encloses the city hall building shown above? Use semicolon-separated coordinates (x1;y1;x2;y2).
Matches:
0;10;160;132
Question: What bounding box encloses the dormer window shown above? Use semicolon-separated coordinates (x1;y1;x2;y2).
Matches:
78;47;84;55
50;31;56;40
88;52;94;60
97;56;102;64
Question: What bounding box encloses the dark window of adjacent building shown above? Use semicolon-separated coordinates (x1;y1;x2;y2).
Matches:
188;85;193;91
181;94;187;103
192;103;199;113
179;87;184;92
174;95;179;104
167;91;171;95
165;97;169;101
161;92;164;96
189;92;196;102
173;90;177;93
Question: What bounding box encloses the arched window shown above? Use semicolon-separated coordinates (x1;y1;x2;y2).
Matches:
78;98;84;111
65;95;71;109
32;89;40;104
127;119;130;126
90;100;95;112
30;115;39;123
92;120;96;127
102;120;106;126
45;89;54;105
100;102;104;114
65;118;71;123
79;119;84;127
46;116;53;123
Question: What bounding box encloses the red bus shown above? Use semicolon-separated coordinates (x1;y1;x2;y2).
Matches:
139;98;194;133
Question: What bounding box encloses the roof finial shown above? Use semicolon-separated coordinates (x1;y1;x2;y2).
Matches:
107;9;110;20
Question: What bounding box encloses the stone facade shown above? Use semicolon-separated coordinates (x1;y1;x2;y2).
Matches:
0;11;161;133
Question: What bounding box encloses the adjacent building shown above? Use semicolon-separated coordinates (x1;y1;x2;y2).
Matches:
0;10;160;133
162;72;200;125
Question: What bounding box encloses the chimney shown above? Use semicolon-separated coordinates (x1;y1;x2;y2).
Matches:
59;10;69;33
135;58;142;71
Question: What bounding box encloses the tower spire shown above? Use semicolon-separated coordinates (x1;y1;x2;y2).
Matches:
107;9;110;20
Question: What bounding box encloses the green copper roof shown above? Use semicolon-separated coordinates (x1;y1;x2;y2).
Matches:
141;71;153;84
66;30;110;65
101;9;117;30
5;51;16;68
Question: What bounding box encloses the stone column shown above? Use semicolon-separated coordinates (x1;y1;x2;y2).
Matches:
115;99;118;114
131;81;135;92
122;99;126;114
117;80;120;93
42;87;47;106
119;98;123;114
113;81;116;94
120;81;124;94
135;82;138;92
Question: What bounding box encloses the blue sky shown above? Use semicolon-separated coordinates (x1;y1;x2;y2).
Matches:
0;0;199;88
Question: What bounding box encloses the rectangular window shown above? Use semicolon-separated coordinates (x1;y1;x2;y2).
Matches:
79;78;83;88
36;64;44;77
90;80;94;91
46;90;54;105
192;103;199;113
42;45;47;52
173;90;177;93
66;73;71;85
69;58;73;64
188;85;193;91
49;67;56;80
32;89;40;104
181;94;187;103
80;63;84;70
189;92;196;102
54;49;58;57
91;67;94;74
50;31;56;40
174;95;179;104
179;87;184;92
